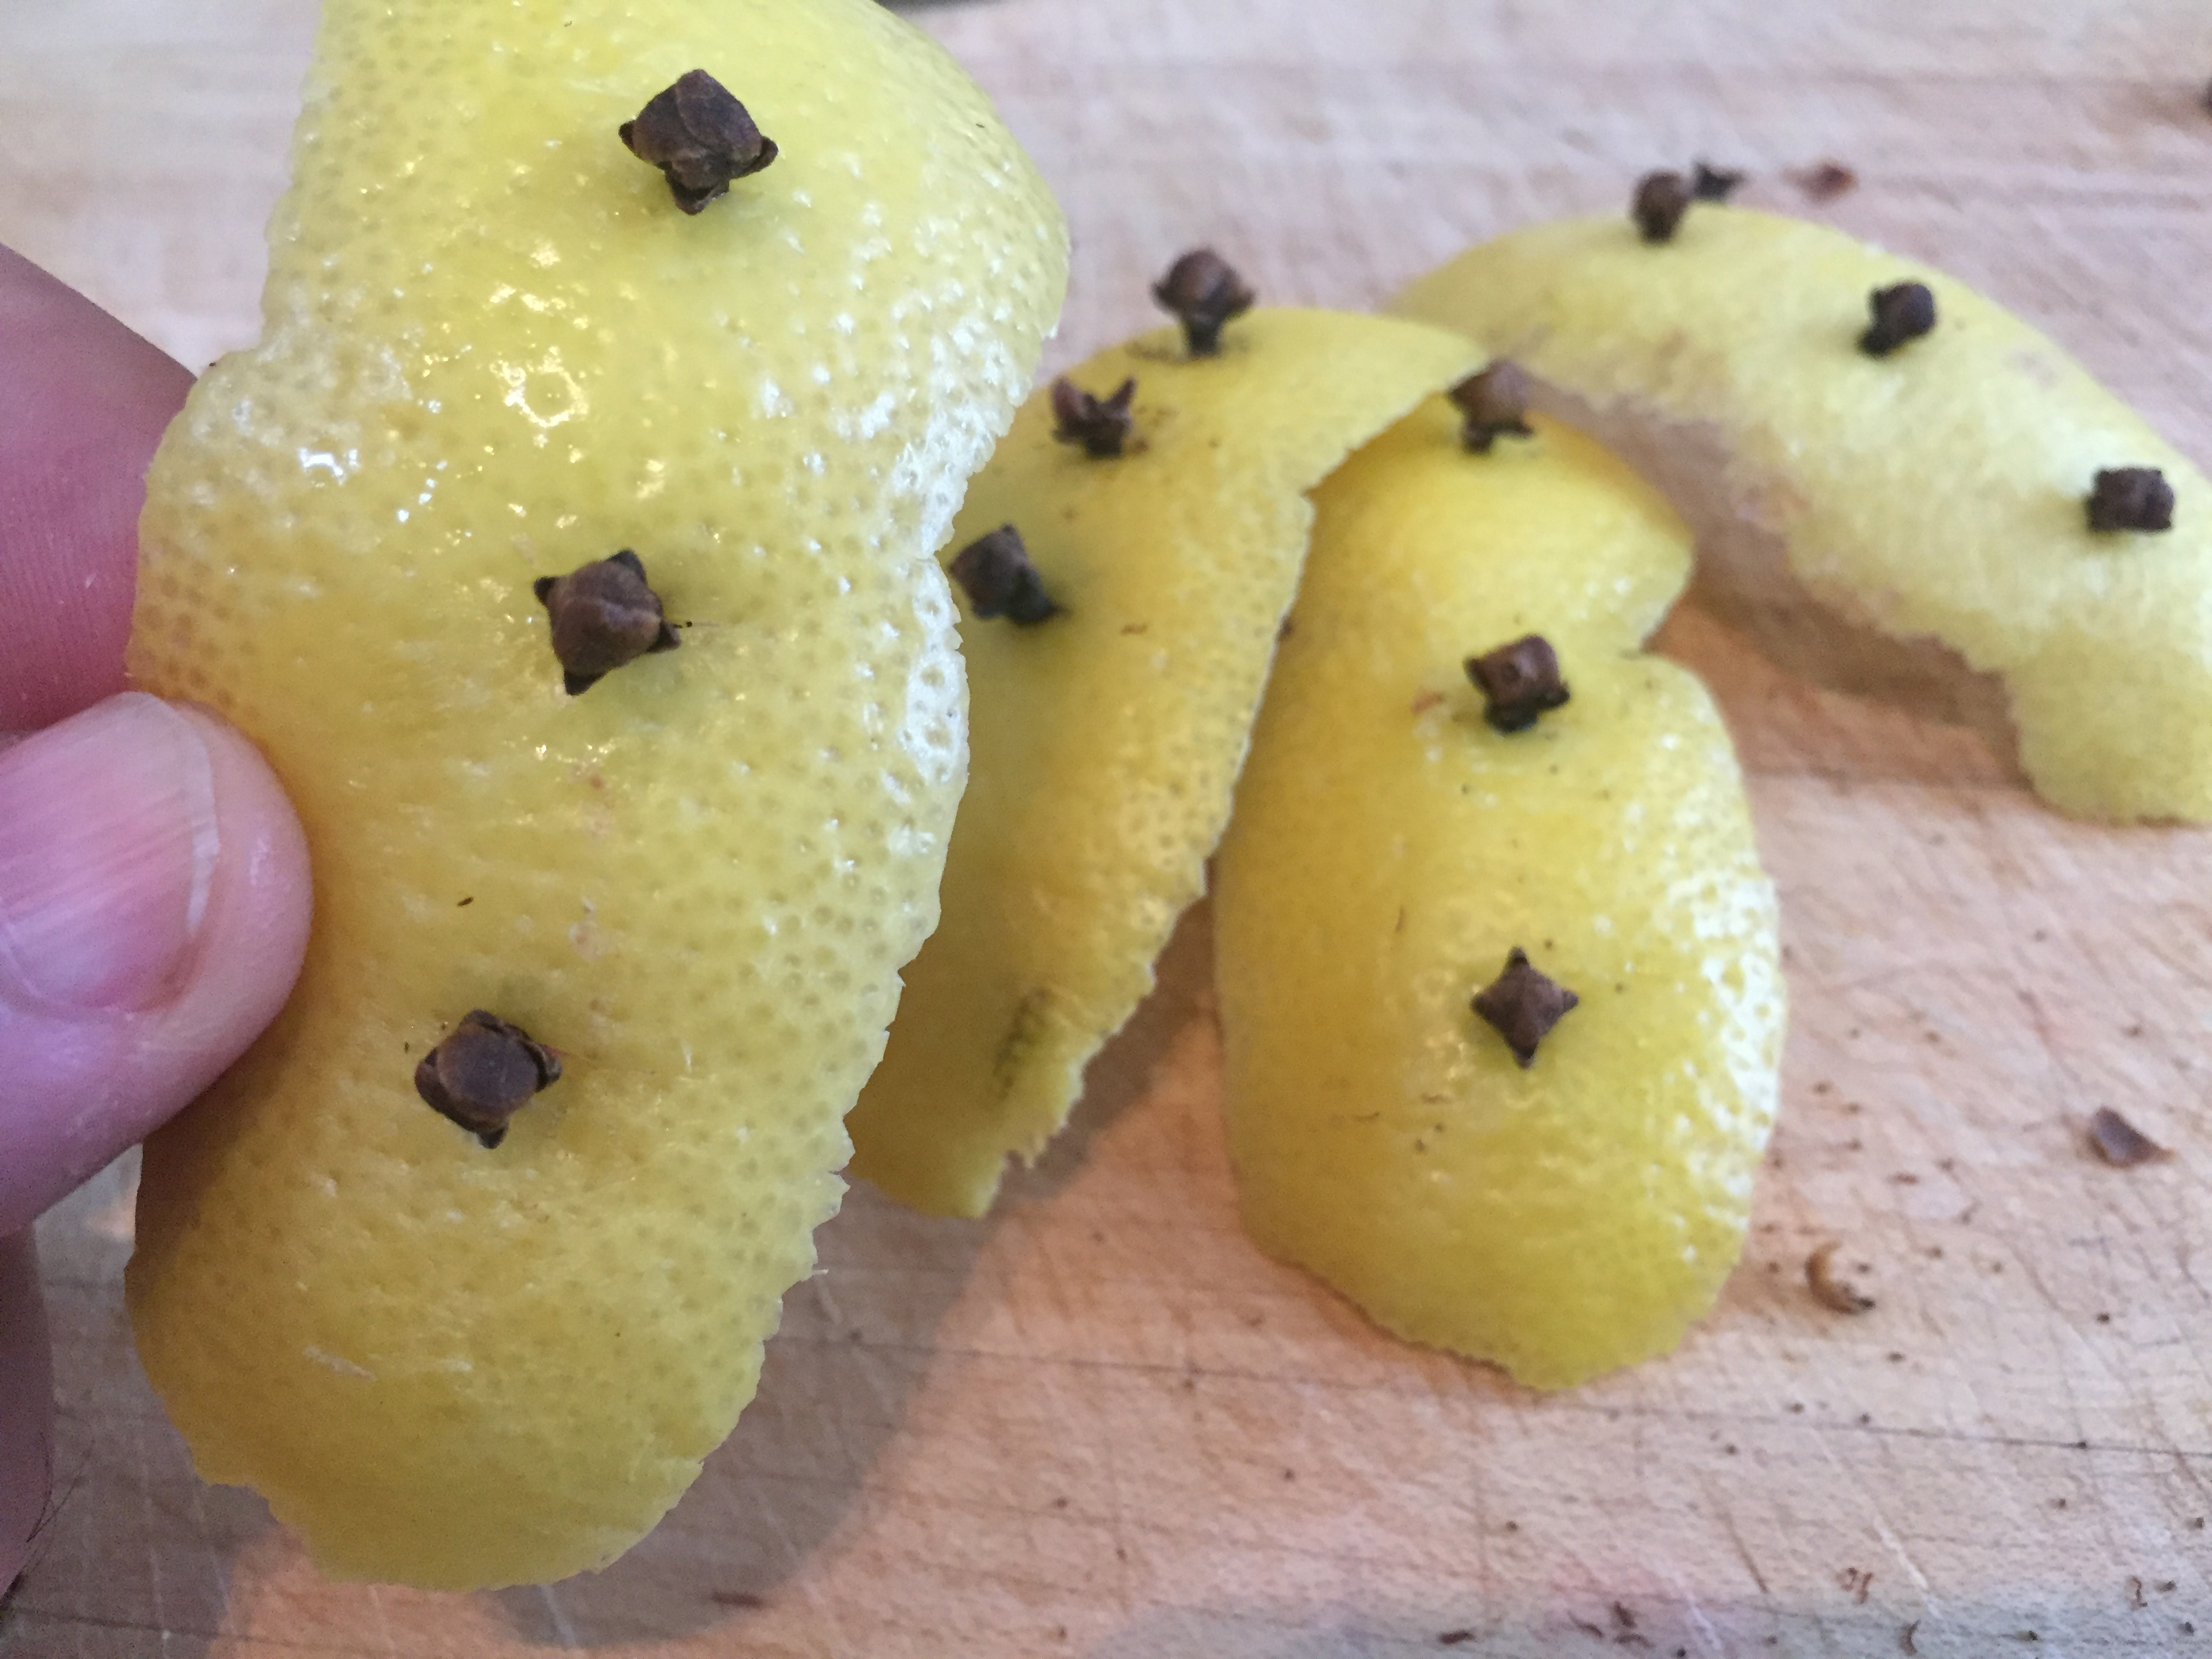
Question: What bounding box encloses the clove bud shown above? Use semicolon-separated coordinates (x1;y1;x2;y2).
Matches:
415;1010;562;1149
2085;468;2175;533
948;525;1057;624
1471;948;1579;1067
1859;281;1937;357
1050;375;1138;458
1465;634;1570;733
1151;249;1255;356
620;69;778;214
1448;361;1535;453
534;550;680;695
1633;171;1694;243
1690;161;1745;202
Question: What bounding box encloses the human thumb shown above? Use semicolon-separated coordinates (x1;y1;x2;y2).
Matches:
0;690;310;1235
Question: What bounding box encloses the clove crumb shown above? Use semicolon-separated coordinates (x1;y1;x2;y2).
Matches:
1152;249;1255;356
948;525;1057;624
1807;1240;1875;1313
1690;161;1745;201
1860;282;1937;357
1050;375;1138;458
1472;947;1578;1067
1633;170;1694;242
710;1591;766;1610
619;70;777;214
534;550;680;695
2129;1577;2147;1610
2088;1106;2171;1167
2085;467;2175;533
1902;1622;1919;1656
1788;160;1858;201
414;1011;561;1149
1437;1634;1475;1648
1448;361;1536;453
1465;634;1570;733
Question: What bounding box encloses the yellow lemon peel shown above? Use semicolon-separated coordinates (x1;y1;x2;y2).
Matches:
125;0;1065;1588
1393;207;2212;823
1215;401;1784;1390
847;309;1480;1217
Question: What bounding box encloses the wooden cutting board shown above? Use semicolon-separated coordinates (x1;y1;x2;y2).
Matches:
5;1;2211;1654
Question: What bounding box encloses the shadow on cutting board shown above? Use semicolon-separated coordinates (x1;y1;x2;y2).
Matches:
490;903;1214;1647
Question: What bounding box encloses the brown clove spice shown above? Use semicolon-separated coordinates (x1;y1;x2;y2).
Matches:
1788;159;1858;201
1465;634;1570;733
1806;1240;1875;1313
620;69;778;213
1151;249;1255;356
1860;282;1937;357
1472;948;1579;1067
1691;161;1746;201
2085;468;2175;533
1050;375;1138;457
534;550;680;695
948;525;1057;624
415;1010;562;1149
1448;361;1535;453
2088;1107;2171;1167
1633;170;1694;243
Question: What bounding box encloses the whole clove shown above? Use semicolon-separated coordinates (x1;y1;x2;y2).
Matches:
1151;249;1255;356
1471;948;1578;1067
1448;361;1535;453
1465;634;1570;733
415;1010;562;1149
2087;1106;2171;1167
1859;282;1937;357
2085;468;2175;533
1805;1240;1875;1314
534;550;680;695
620;69;778;213
1633;170;1694;243
1788;159;1858;201
948;525;1057;624
1691;161;1746;201
1050;375;1138;457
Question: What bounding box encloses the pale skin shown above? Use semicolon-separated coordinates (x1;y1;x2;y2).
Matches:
0;245;312;1591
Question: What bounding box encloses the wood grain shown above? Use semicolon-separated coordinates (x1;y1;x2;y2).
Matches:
5;1;2212;1654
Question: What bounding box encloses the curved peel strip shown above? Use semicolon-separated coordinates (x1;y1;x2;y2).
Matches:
125;0;1065;1588
1215;401;1784;1390
1393;207;2212;823
847;310;1479;1217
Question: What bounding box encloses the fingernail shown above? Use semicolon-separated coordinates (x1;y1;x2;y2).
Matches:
0;693;220;1012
